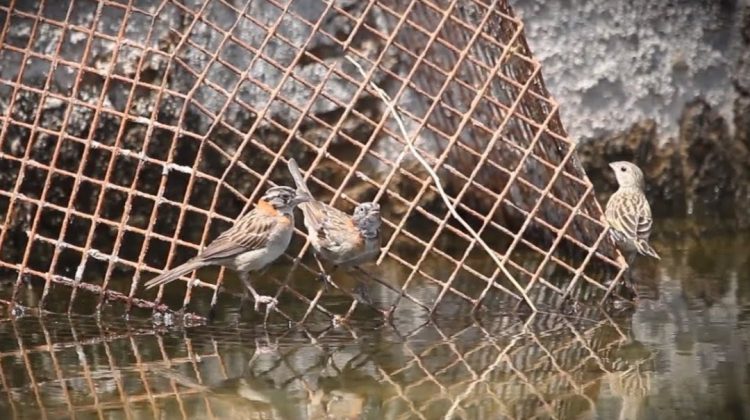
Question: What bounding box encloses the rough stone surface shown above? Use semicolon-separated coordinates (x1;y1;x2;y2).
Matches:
735;5;750;99
521;0;750;230
578;119;684;216
516;0;744;142
678;100;736;213
0;0;389;268
733;6;750;209
2;0;749;275
578;98;750;229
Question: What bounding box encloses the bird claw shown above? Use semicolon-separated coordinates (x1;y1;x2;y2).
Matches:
253;295;278;313
353;282;373;305
332;314;347;328
317;273;334;290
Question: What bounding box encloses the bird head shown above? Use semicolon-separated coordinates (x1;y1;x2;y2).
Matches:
609;161;646;190
262;186;311;214
352;202;381;239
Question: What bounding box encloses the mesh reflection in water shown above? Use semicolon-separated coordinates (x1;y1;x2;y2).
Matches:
0;311;653;418
0;0;627;321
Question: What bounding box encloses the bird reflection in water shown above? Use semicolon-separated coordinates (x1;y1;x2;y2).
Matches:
152;345;386;419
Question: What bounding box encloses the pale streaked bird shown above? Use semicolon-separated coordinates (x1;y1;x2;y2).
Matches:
287;158;381;298
605;161;660;266
144;186;310;311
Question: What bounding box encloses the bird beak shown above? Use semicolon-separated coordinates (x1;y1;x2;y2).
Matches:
292;192;312;206
608;162;617;171
366;203;381;217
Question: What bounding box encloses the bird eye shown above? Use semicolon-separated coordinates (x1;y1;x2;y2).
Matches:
620;167;626;172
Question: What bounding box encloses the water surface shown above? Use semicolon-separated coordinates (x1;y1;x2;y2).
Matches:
0;221;748;419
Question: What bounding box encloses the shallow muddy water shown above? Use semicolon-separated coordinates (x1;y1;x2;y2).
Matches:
0;220;748;419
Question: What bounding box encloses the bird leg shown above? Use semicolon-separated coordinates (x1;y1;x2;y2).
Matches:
239;272;278;313
625;252;639;299
314;255;334;290
353;280;373;306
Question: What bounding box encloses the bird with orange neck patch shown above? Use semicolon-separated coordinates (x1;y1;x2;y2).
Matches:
144;186;310;312
287;159;381;301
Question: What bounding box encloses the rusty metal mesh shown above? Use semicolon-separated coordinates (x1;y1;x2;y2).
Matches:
0;312;652;418
0;0;627;321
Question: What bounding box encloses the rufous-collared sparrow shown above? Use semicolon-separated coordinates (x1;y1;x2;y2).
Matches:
287;159;381;297
144;185;310;311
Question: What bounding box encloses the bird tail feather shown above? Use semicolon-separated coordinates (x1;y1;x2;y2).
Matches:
144;259;205;289
287;158;312;196
635;240;660;260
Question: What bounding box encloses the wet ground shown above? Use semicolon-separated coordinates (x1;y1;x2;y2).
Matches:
0;219;748;419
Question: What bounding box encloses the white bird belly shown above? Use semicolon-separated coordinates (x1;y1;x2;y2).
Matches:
225;224;293;273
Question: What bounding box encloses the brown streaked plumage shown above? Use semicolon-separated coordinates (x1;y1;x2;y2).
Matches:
144;186;310;311
605;161;660;262
287;159;381;297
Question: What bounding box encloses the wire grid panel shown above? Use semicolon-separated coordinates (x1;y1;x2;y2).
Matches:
0;312;652;418
0;0;627;320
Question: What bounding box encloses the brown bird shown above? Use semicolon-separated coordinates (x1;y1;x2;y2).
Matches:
287;159;381;296
605;161;661;267
144;186;310;311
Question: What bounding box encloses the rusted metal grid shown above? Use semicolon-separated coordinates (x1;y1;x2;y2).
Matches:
0;312;652;418
0;0;627;321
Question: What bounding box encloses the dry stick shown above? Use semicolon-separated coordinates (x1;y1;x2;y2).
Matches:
345;56;537;312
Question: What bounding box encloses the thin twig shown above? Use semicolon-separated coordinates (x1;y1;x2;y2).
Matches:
345;56;537;312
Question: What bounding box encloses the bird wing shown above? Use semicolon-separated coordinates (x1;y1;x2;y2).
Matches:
317;207;361;253
634;197;653;241
606;189;660;259
287;159;360;253
199;210;273;262
606;190;652;242
300;200;329;235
